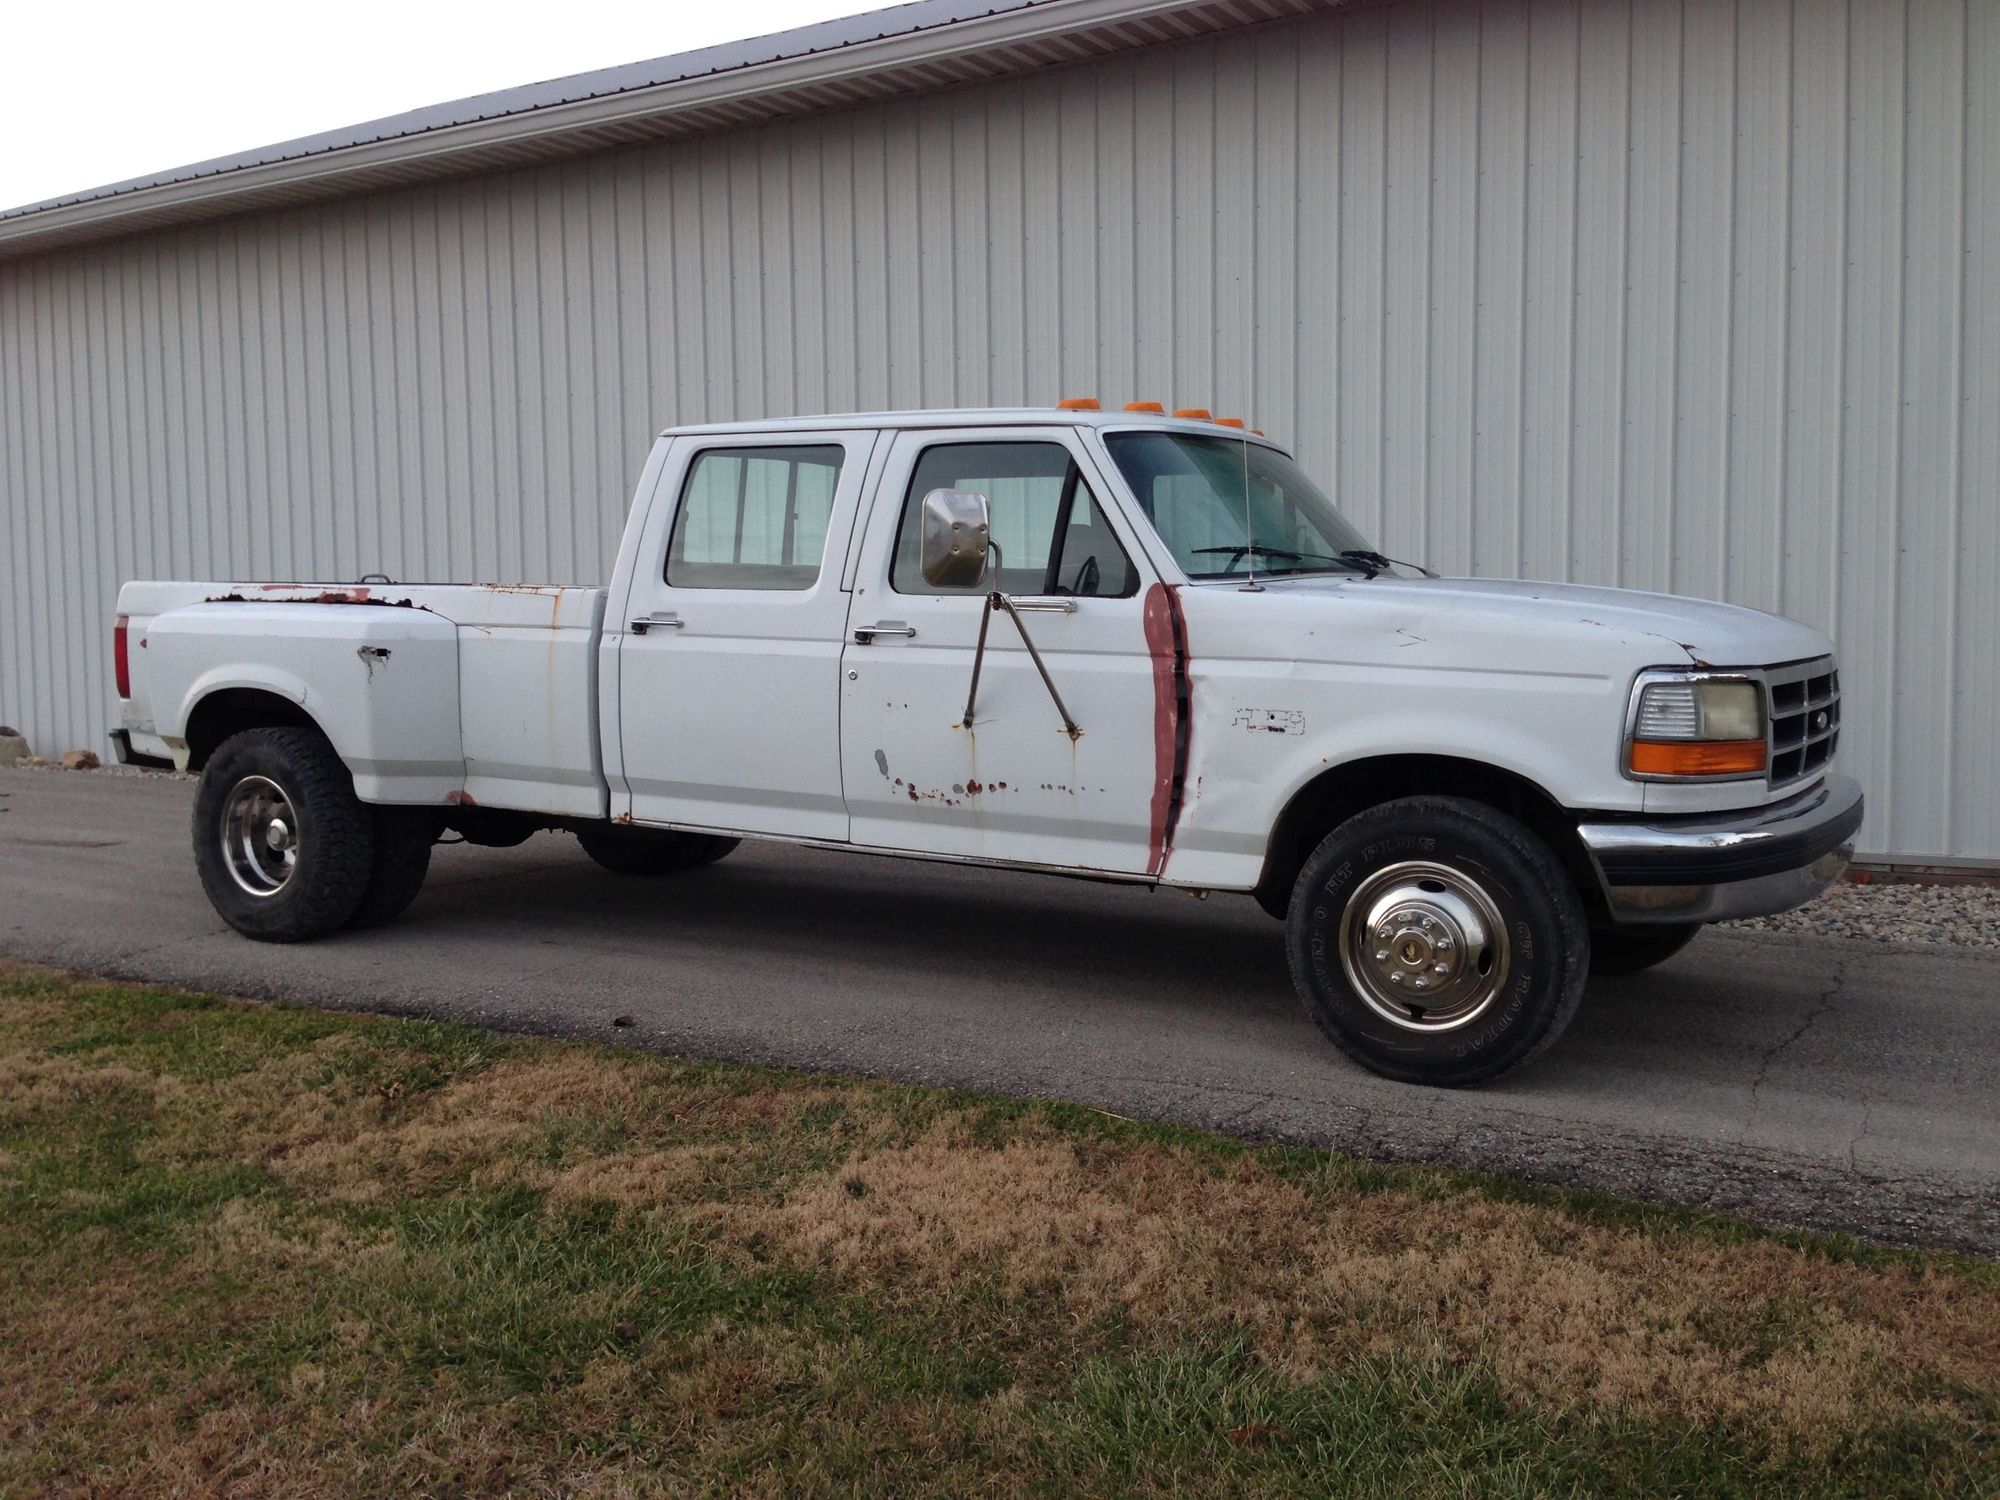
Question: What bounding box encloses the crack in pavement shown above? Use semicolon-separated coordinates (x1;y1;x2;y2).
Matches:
1847;1100;1877;1180
1748;952;1848;1112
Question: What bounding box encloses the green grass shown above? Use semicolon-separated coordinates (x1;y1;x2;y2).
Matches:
0;960;1994;1496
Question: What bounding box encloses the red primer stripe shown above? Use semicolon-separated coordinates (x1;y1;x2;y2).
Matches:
1141;582;1190;877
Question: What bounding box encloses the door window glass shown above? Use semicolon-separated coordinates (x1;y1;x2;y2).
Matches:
666;445;844;589
890;441;1138;597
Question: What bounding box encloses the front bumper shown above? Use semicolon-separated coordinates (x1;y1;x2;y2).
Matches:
1575;774;1864;925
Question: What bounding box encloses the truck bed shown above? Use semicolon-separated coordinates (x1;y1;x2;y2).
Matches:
116;581;608;818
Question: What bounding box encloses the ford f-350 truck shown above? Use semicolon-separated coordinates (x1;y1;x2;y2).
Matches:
112;405;1862;1085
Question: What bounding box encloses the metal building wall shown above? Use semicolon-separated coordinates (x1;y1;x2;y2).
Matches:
2;0;1993;860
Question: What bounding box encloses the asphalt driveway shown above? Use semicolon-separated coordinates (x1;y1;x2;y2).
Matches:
3;767;1994;1254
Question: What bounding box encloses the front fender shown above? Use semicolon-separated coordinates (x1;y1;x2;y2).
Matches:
1166;663;1640;889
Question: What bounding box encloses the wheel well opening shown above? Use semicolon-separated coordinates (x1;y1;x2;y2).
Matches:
1253;754;1603;920
183;689;320;771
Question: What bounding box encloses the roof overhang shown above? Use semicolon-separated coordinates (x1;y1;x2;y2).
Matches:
0;0;1340;262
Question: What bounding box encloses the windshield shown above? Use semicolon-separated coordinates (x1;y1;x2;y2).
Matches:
1102;431;1372;580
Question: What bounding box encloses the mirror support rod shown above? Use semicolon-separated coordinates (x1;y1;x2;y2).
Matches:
996;593;1083;740
959;591;1082;741
960;589;996;729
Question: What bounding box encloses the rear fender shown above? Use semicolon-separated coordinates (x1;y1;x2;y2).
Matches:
149;602;465;803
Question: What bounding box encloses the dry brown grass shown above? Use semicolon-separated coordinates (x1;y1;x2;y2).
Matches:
721;1130;1999;1442
1;963;1995;1497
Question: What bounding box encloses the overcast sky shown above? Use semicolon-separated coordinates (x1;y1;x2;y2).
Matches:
1;0;872;214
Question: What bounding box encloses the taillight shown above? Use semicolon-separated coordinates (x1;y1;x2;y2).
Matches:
114;616;130;699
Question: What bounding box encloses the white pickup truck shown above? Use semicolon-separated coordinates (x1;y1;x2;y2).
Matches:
113;405;1861;1085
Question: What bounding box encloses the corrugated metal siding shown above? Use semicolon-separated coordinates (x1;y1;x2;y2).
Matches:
2;0;1994;860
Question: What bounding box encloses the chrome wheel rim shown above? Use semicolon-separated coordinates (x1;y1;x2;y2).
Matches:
220;774;299;898
1339;860;1511;1032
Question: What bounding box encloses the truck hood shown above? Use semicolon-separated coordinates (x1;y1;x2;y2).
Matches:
1252;574;1833;669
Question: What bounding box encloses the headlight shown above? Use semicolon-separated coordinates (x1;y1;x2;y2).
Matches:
1627;676;1767;779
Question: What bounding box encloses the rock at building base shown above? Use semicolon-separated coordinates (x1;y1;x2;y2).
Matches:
60;749;101;771
0;730;28;767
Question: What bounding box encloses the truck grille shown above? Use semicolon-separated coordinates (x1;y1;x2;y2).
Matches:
1766;658;1840;789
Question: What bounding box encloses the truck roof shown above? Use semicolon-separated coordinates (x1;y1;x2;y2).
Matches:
660;407;1287;448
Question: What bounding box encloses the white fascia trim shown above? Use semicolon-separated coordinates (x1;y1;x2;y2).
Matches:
0;0;1219;254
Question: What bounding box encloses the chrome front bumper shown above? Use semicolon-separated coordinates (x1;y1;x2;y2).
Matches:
1575;774;1865;926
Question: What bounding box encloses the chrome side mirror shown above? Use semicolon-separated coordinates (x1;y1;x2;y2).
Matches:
919;488;991;589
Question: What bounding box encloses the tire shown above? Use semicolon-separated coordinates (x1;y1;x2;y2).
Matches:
1285;796;1590;1086
346;807;437;929
192;727;375;942
1589;922;1701;976
574;824;740;875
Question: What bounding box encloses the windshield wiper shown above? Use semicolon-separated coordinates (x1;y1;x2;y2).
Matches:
1336;549;1439;580
1191;545;1366;574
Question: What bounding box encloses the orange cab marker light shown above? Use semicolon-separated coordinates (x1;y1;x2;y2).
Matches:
1058;396;1101;411
1214;417;1246;428
1173;407;1212;420
1124;400;1165;413
1251;428;1266;436
1628;740;1768;777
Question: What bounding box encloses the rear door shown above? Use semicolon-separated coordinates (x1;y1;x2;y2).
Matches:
616;431;875;839
839;426;1169;873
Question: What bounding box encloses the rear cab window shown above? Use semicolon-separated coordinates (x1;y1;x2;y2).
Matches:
667;445;845;590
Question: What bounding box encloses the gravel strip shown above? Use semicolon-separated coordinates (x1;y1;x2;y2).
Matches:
1725;880;2000;950
6;761;193;781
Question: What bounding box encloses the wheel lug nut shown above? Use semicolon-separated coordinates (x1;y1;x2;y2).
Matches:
1388;972;1404;985
1377;926;1392;941
1413;976;1430;990
1374;949;1390;963
1435;937;1452;952
1433;962;1450;975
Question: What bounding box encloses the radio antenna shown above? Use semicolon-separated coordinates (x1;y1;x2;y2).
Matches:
1238;421;1263;593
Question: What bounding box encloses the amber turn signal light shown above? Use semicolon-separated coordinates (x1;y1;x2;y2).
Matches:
1124;400;1165;413
1628;740;1768;777
1173;407;1211;420
1057;396;1101;411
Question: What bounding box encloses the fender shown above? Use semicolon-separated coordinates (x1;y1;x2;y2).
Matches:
147;602;466;803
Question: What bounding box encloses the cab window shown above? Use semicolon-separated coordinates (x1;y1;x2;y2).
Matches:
666;445;843;589
890;441;1138;598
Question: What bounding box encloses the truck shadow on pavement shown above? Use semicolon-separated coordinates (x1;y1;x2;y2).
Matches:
385;835;1827;1090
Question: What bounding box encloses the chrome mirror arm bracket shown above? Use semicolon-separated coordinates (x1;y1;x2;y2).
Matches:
957;539;1081;740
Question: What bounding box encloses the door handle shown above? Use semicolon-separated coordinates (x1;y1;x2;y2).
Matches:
629;611;684;635
852;621;917;643
1008;596;1079;614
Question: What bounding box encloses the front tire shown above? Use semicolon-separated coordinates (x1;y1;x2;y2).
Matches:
575;825;739;875
193;727;374;942
1285;796;1590;1086
1589;922;1701;975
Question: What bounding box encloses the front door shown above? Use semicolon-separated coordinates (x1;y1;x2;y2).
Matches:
840;428;1167;873
617;431;876;839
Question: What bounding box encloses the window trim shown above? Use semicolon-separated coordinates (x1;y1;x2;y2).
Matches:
663;442;846;591
886;437;1141;600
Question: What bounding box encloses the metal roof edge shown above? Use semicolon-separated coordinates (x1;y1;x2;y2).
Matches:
0;0;1227;259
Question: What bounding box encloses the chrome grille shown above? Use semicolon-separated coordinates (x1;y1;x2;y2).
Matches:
1765;658;1840;789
